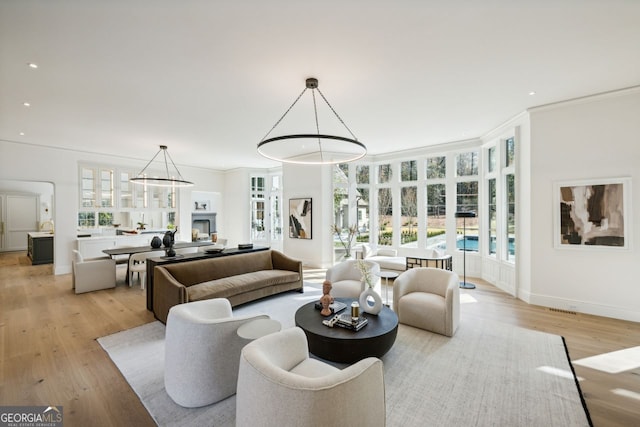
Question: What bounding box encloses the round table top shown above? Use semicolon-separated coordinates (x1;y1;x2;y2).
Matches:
295;298;398;363
237;318;282;340
376;270;400;279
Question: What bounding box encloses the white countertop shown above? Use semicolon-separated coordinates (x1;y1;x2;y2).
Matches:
28;231;55;238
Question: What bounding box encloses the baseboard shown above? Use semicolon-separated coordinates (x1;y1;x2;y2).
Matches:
528;292;640;323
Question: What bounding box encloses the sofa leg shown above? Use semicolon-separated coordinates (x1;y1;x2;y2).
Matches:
298;287;304;293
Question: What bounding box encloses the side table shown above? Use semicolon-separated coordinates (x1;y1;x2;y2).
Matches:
376;270;399;306
237;318;282;340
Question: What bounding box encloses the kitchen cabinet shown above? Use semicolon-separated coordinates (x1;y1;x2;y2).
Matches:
27;232;54;265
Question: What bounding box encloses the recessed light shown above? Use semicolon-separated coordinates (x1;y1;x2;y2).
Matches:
23;102;31;107
19;132;25;136
28;63;38;69
528;91;536;96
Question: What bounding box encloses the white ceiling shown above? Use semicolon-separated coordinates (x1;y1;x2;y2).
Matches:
1;1;639;171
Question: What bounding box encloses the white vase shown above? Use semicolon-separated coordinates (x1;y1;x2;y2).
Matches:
359;286;383;315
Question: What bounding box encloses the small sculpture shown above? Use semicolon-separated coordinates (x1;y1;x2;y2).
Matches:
320;280;334;316
163;228;177;257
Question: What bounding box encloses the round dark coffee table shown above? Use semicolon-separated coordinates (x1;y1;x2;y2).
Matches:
294;297;398;364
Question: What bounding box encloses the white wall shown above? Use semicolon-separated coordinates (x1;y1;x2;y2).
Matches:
0;140;225;275
283;163;334;268
527;88;640;322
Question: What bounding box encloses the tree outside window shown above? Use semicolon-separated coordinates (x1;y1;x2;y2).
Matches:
378;188;393;246
401;186;417;246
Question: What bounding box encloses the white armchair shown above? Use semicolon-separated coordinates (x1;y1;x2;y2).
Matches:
393;267;460;337
71;250;116;294
164;298;269;408
236;327;385;427
325;259;381;298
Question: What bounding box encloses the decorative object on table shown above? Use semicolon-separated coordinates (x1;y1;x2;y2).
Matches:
319;280;334;316
350;301;360;321
238;243;254;249
455;211;476;289
150;236;162;248
194;200;209;211
289;198;312;239
210;232;218;243
130;145;194;188
137;221;147;230
553;177;631;250
356;260;383;315
163;229;177;257
332;223;357;259
256;77;367;165
314;300;347;314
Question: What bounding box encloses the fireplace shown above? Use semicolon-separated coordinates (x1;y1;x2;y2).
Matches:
191;213;217;240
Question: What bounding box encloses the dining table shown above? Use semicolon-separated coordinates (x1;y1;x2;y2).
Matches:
103;241;214;284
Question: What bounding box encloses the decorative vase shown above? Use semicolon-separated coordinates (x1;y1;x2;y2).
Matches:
359;286;383;315
150;236;162;248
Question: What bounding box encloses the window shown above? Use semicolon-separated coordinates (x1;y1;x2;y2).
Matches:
400;186;417;246
506;137;515;167
356;165;369;184
270;176;282;241
456;181;479;252
426;156;446;179
426;183;446;249
78;212;95;227
356;188;370;243
456;151;478;177
401;160;417;181
488;178;497;255
488;146;496;173
250;176;266;241
378;188;393;245
378;164;392;184
506;173;515;261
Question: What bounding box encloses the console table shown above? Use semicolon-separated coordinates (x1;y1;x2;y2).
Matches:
144;245;269;311
406;254;452;271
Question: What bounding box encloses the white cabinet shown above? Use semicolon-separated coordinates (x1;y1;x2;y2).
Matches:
77;235;152;259
80;166;115;209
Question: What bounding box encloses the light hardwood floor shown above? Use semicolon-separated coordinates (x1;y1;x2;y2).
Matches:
1;252;638;427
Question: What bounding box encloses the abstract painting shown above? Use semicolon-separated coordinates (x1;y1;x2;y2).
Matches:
554;178;631;249
289;198;312;239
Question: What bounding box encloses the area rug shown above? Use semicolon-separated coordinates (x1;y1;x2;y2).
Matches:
97;284;591;427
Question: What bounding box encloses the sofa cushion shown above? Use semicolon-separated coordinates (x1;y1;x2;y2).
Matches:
162;250;275;287
187;270;300;302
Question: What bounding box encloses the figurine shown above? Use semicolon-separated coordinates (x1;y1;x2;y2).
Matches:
320;280;334;316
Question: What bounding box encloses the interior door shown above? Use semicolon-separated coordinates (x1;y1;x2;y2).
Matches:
4;194;38;251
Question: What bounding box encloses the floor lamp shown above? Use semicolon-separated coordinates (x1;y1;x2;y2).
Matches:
455;211;476;289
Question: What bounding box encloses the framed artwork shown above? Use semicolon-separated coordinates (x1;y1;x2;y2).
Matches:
554;177;631;250
194;200;209;211
289;198;312;239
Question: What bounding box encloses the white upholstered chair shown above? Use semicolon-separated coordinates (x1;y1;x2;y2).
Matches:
236;327;385;427
128;251;156;289
325;259;381;298
71;249;116;294
164;298;269;408
393;267;460;337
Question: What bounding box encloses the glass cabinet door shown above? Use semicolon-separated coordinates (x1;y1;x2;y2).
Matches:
80;167;97;208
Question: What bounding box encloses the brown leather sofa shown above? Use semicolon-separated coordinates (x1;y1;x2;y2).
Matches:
153;249;303;323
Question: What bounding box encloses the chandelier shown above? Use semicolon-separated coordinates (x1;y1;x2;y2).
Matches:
130;145;194;187
257;78;367;165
